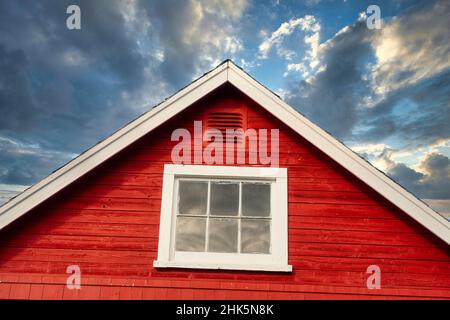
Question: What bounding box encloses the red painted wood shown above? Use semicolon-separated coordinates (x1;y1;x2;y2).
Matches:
41;285;64;300
0;283;11;299
8;283;30;299
28;284;44;300
0;84;449;299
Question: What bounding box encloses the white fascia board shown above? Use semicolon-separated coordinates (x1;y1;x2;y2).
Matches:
0;62;228;230
227;61;450;245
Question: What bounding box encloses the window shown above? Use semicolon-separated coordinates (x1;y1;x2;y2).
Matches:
175;180;270;254
154;165;291;272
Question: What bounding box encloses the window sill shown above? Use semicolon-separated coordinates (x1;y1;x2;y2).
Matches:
153;260;293;272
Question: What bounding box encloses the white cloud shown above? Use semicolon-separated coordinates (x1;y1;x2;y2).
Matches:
0;135;77;160
350;142;426;174
304;31;320;69
148;0;249;85
351;143;395;171
239;58;259;70
370;1;450;94
203;0;249;19
350;143;450;215
258;15;322;79
223;36;243;54
258;15;320;59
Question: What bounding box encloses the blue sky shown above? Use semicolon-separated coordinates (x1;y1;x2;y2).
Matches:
0;0;449;217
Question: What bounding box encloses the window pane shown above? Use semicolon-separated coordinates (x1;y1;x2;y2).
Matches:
242;183;270;217
241;219;270;254
208;218;238;253
210;182;239;216
178;181;207;215
175;217;206;252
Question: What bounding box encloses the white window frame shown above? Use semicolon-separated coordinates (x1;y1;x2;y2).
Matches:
153;164;292;272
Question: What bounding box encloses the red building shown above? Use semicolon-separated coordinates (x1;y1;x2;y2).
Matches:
0;61;449;299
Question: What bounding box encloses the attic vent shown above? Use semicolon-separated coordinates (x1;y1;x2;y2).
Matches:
205;112;244;143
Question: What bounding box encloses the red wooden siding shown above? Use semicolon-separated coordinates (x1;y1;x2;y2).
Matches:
0;84;449;299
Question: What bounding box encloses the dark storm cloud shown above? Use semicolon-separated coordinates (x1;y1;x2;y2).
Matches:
388;163;424;188
287;0;450;147
359;70;450;147
0;0;249;186
286;20;375;140
0;45;37;131
0;1;146;138
0;137;74;185
0;153;57;186
0;0;154;183
284;0;450;203
388;153;450;199
143;0;201;86
141;0;247;88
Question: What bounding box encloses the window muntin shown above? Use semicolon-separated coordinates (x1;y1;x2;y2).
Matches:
175;179;271;254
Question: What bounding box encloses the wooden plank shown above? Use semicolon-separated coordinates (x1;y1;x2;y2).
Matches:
288;202;404;219
74;185;162;199
128;148;338;168
38;209;160;225
0;260;150;277
62;287;80;300
289;190;385;206
292;269;450;289
8;283;31;299
28;284;44;300
2;234;156;251
289;242;450;262
0;283;11;299
289;179;372;193
100;286;121;300
41;285;64;300
288;166;351;179
288;229;442;247
77;285;101;299
289;255;450;275
0;247;154;264
51;196;161;211
20;221;156;238
87;172;162;187
288;216;423;234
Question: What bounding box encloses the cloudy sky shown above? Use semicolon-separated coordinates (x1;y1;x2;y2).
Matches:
0;0;449;218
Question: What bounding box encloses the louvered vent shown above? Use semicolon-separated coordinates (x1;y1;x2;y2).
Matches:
205;112;244;143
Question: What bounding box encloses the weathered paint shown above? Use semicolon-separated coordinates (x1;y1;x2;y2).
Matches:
0;84;449;299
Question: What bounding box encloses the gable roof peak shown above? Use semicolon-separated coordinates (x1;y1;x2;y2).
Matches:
0;61;449;244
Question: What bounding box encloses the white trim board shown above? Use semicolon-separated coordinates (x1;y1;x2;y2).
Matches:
154;164;291;272
0;60;449;245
